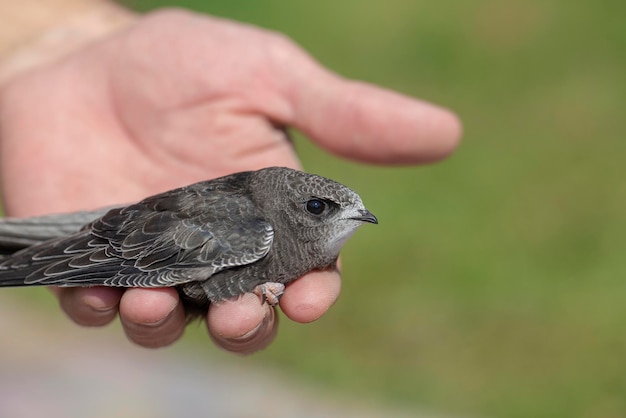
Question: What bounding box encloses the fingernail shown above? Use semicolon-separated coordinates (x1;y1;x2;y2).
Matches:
136;305;178;328
213;306;278;355
227;304;274;341
83;296;117;314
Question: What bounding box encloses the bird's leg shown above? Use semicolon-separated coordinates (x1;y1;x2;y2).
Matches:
252;282;285;306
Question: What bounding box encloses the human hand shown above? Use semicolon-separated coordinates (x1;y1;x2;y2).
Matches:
0;8;461;353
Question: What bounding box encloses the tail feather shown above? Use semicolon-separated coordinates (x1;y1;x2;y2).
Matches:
0;276;31;287
0;207;114;254
0;207;117;286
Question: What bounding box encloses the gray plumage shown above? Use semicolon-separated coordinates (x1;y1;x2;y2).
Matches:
0;167;377;318
0;208;113;253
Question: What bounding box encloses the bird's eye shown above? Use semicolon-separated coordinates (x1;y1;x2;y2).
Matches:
306;199;326;215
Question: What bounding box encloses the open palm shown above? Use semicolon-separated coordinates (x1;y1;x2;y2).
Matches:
0;9;461;353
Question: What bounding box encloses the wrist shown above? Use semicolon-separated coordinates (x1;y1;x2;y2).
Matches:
0;0;137;84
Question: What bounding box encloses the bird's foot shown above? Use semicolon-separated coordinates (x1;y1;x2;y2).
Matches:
253;282;285;306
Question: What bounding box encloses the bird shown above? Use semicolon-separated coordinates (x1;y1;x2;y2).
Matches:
0;167;377;318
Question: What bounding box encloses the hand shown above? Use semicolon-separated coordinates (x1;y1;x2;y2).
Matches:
0;8;461;353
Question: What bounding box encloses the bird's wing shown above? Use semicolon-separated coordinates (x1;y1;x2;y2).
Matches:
0;194;274;288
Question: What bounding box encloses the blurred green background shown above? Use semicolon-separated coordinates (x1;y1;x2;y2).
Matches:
129;1;623;417
24;1;626;417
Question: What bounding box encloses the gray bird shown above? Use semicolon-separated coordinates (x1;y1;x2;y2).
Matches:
0;167;377;318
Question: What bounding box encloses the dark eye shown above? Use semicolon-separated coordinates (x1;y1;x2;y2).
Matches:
306;199;326;215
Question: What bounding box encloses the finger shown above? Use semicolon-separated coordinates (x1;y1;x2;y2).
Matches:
207;292;278;355
286;70;462;164
206;266;340;355
124;11;460;165
118;288;185;348
55;287;123;326
280;266;342;323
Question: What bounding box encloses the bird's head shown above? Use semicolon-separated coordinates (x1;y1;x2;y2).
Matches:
251;167;377;263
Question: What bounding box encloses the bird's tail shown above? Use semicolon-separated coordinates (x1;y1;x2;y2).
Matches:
0;208;114;286
0;275;34;287
0;208;112;255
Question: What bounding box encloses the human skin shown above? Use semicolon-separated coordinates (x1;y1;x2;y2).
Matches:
0;3;461;353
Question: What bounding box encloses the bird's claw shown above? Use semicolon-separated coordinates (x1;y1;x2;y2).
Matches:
253;282;285;306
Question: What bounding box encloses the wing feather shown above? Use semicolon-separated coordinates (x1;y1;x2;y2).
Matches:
0;178;274;288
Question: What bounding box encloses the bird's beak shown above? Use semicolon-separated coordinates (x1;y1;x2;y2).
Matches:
350;209;378;224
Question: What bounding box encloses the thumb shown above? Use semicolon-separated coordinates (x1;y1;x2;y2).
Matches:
276;52;462;165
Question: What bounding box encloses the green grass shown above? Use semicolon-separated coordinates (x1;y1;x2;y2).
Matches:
33;1;626;416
